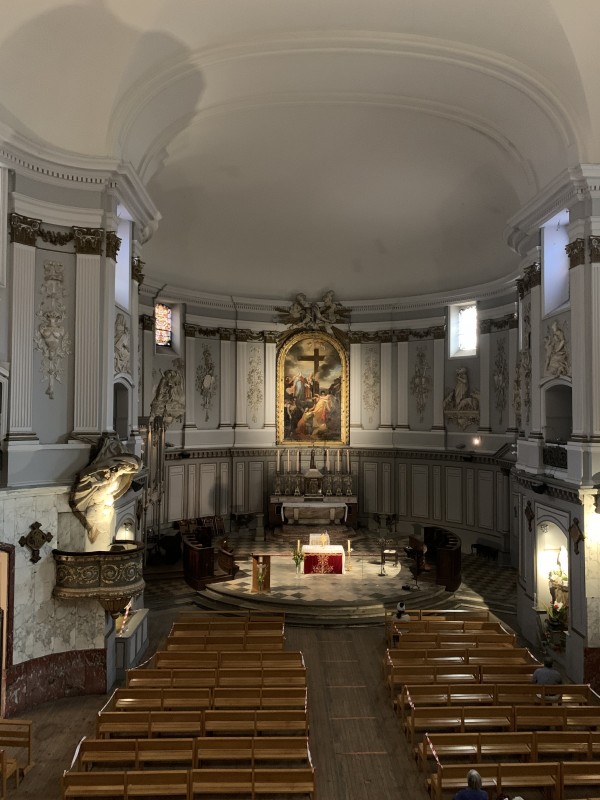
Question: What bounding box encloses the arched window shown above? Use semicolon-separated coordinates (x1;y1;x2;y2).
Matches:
155;303;172;347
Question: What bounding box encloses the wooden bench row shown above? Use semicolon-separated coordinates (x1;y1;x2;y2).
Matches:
62;766;315;799
149;650;304;670
103;687;307;713
96;709;309;739
385;646;537;666
402;703;600;747
397;682;597;719
417;730;600;772
72;735;311;771
127;666;306;689
386;662;539;694
389;632;516;648
175;612;285;623
164;634;285;652
169;620;285;637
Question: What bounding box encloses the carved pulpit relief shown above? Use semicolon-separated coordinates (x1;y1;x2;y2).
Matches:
33;261;72;399
443;366;480;430
70;434;141;551
114;312;131;375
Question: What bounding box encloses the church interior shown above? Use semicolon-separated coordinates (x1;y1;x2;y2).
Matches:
2;1;600;798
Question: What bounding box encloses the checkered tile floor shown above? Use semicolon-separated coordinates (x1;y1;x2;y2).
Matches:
142;528;517;618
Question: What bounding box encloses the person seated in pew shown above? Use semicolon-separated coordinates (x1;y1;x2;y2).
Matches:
453;769;488;800
394;601;410;621
532;655;562;686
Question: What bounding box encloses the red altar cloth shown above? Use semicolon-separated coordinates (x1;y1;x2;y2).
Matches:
303;553;343;574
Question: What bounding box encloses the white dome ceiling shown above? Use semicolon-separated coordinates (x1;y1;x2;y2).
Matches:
1;0;597;302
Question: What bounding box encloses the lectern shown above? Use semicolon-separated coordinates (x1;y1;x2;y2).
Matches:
251;553;271;593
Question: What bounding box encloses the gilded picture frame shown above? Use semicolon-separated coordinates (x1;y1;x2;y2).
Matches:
276;331;349;445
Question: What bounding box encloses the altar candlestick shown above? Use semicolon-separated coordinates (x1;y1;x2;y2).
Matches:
346;449;350;474
347;539;351;554
336;449;341;473
297;450;301;472
297;539;300;552
287;449;290;473
277;449;281;474
325;449;329;471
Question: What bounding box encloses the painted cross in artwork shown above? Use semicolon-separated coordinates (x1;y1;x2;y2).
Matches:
277;332;348;445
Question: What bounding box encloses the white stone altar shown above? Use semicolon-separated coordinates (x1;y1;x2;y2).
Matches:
281;501;348;525
301;544;346;573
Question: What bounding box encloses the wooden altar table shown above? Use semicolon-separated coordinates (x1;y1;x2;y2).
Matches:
282;501;348;525
302;544;346;574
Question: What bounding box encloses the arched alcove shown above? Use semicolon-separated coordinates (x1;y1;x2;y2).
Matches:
543;382;572;444
113;381;130;441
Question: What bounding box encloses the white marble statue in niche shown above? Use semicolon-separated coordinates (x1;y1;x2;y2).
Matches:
114;312;131;374
33;261;72;399
70;434;140;551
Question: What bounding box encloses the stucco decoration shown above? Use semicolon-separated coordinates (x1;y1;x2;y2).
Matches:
149;358;185;427
512;351;522;429
410;346;432;422
275;290;350;341
195;344;218;421
493;338;509;425
443;366;480;430
70;434;140;549
362;345;381;425
521;349;532;425
33;261;72;399
114;313;131;375
246;344;264;424
544;319;570;377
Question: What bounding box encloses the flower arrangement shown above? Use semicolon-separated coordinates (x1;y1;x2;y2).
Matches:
545;601;568;628
292;546;304;569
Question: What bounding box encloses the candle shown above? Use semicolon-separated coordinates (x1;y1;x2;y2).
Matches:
346;449;350;473
347;539;351;554
336;449;341;473
277;449;281;474
297;539;300;552
325;449;329;471
287;449;290;473
297;450;301;472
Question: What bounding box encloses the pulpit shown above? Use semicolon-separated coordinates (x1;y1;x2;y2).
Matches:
251;553;271;593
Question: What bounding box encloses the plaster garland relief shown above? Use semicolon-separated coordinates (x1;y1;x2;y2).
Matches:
33;261;72;399
493;338;508;425
196;344;218;422
410;346;432;422
362;345;381;425
246;344;264;424
544;319;570;378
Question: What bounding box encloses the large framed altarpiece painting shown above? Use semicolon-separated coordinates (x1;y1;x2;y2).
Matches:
276;331;349;445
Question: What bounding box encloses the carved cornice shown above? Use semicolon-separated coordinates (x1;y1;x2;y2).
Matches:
218;327;234;341
73;227;104;256
590;236;600;264
566;238;585;269
264;331;279;344
480;319;492;335
140;314;154;331
184;323;197;338
236;329;264;342
105;231;121;261
131;256;145;285
486;313;518;333
513;472;579;504
9;212;41;246
39;227;74;247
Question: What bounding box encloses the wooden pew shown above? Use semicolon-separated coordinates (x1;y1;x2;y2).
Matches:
561;760;600;798
479;663;539;683
218;651;305;669
151;651;220;670
62;770;127;799
203;710;309;737
403;705;515;748
73;736;197;771
252;767;315;798
96;711;204;739
126;668;219;689
535;730;600;760
211;687;307;710
126;770;190;798
428;761;559;800
103;687;212;712
387;664;480;697
397;684;496;721
0;718;34;776
0;749;20;799
165;633;285;651
216;667;307;688
417;732;534;773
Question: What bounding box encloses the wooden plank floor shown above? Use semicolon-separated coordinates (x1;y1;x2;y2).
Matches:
12;617;429;799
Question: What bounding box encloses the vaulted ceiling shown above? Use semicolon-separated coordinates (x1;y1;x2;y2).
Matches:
1;1;597;303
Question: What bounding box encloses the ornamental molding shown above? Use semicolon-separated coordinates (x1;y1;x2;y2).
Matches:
513;472;579;505
362;345;381;425
236;329;265;342
566;238;585;269
590;236;600;264
196;344;218;423
493;338;509;426
9;213;40;246
184;323;197;338
410;346;432;423
480;319;492;335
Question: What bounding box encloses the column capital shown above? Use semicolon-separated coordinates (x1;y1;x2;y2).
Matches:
105;231;121;261
184;323;197;338
131;256;145;285
589;235;600;264
9;212;41;246
73;227;104;256
140;314;154;332
566;237;585;269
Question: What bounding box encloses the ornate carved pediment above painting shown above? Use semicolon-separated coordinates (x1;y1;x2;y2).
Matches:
274;291;350;346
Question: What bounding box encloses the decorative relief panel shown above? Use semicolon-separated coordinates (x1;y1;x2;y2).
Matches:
33;261;72;399
362;345;380;426
246;344;264;425
149;358;185;427
410;346;432;422
114;312;131;375
543;319;570;377
196;343;218;422
493;338;508;425
512;351;522;429
443;367;480;430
